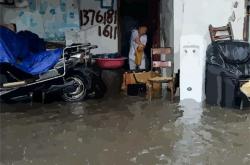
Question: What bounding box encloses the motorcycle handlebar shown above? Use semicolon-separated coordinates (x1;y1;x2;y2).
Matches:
83;45;98;50
63;44;98;56
64;43;91;50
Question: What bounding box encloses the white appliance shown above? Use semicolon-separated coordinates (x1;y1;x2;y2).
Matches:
180;35;207;102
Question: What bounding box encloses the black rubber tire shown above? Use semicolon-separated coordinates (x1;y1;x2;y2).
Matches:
0;74;7;85
0;74;11;103
93;76;107;99
61;73;88;102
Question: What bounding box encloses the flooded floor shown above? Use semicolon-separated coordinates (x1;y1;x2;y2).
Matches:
0;96;250;165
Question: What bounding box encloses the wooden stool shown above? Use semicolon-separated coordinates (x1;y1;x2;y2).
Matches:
148;76;175;102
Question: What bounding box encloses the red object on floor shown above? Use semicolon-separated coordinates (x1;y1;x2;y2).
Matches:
96;57;126;69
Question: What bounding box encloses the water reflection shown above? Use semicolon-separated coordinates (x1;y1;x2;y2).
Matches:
172;99;250;165
179;99;204;124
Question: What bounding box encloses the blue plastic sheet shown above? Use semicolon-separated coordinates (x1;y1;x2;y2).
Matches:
0;27;62;75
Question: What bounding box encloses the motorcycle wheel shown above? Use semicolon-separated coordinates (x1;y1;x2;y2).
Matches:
93;76;107;99
61;73;87;102
0;73;7;84
0;74;10;102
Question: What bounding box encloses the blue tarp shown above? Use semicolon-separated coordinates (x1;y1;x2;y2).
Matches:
0;27;62;75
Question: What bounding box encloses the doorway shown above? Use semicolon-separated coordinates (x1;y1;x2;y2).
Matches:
119;0;160;70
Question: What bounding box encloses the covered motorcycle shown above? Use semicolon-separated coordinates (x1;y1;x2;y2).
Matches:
0;27;106;102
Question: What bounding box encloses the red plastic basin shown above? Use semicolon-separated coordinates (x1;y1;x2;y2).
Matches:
96;57;127;69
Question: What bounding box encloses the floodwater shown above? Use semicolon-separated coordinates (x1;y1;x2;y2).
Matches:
0;96;250;165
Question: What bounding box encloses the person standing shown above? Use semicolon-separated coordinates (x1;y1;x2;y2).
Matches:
128;24;148;70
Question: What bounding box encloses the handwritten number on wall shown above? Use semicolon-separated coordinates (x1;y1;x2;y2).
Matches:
80;9;118;40
80;10;89;26
114;26;117;39
114;11;117;24
89;10;95;25
80;9;116;25
96;11;104;23
98;25;118;40
106;10;114;24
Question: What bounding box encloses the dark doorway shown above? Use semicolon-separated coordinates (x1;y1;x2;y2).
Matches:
119;0;160;70
243;0;250;41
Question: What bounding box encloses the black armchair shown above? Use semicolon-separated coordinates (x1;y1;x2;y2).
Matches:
205;40;250;109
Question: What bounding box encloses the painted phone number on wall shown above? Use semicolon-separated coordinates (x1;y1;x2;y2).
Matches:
80;9;117;26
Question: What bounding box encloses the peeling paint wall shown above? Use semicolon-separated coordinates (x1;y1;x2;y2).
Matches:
174;0;245;72
1;0;80;41
1;0;118;53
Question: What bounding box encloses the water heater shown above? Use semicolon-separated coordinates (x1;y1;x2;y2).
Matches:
180;35;207;102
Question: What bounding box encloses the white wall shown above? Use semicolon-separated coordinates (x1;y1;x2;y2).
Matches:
77;0;118;54
174;0;245;73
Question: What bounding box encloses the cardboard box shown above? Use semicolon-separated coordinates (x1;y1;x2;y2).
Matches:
122;71;162;98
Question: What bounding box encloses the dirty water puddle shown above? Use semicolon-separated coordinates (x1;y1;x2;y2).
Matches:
0;97;249;165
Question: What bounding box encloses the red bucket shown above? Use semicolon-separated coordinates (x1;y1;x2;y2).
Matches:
96;57;127;69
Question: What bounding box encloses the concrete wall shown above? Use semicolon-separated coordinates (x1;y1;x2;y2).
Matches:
174;0;245;73
160;0;174;48
160;0;174;75
1;0;79;41
0;5;3;24
76;0;118;54
248;0;250;41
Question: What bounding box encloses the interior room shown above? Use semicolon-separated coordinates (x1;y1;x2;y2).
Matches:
119;0;161;70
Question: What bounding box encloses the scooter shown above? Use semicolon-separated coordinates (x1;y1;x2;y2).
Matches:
0;43;106;102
